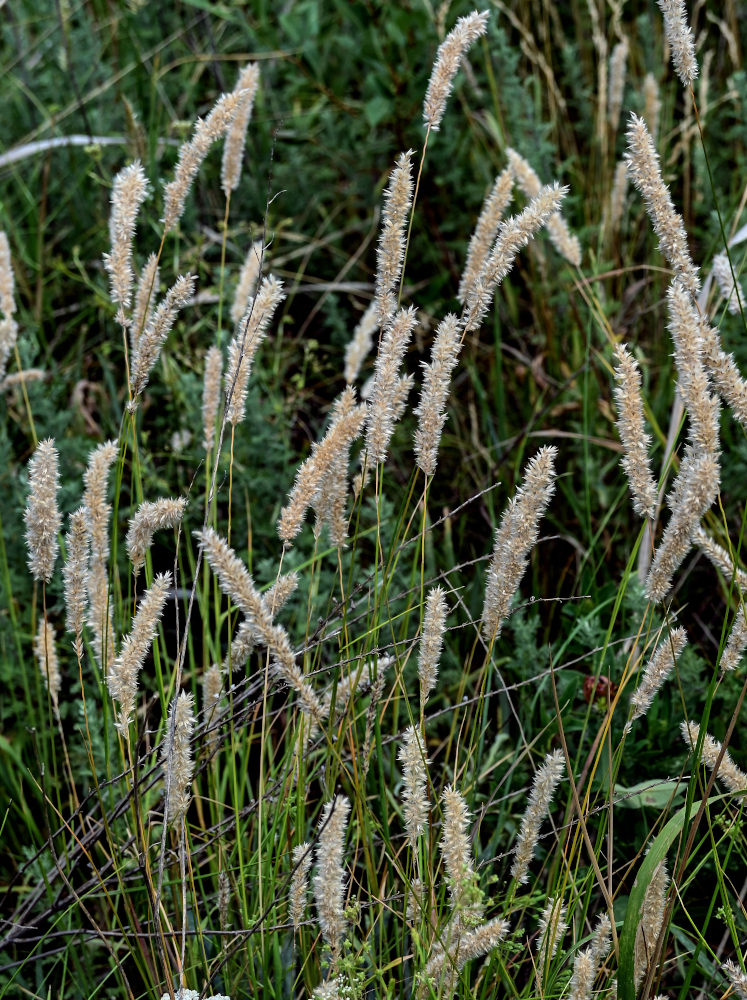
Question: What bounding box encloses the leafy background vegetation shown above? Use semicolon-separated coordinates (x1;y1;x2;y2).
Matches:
1;1;746;998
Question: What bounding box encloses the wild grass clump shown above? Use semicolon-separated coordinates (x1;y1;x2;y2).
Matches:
1;4;747;1000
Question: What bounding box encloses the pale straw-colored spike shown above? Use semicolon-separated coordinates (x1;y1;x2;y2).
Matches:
419;918;509;1000
624;626;687;734
230;239;263;326
440;785;484;928
279;388;366;545
482;446;557;642
723;961;747;1000
225;274;285;426
126;496;187;576
569;913;612;1000
720;606;747;673
414;313;461;476
221;63;260;197
82;439;118;565
24;438;62;584
364;305;418;464
657;0;698;88
693;526;747;592
107;571;171;732
0;317;19;384
699;320;747;428
131;253;160;353
128;273;196;405
510;748;565;885
202;345;223;452
313;795;350;960
398;726;429;848
625;114;700;297
0;231;16;318
712;252;742;315
103;161;149;328
536;897;568;990
313;389;366;548
0;368;44;392
612;344;657;519
418;585;448;713
202;663;223;751
633;853;669;992
162;89;245;235
375;151;414;327
34;620;61;712
344;301;378;384
682;720;747;793
607;160;629;239
463;183;567;333
63;507;89;653
197;529;324;722
506;149;581;266
289;842;313;932
161;690;195;825
643;73;661;141
458;168;513;305
87;560;115;673
422;10;490;131
608;37;628;134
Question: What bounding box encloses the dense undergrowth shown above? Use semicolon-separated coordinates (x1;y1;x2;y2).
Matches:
0;2;746;999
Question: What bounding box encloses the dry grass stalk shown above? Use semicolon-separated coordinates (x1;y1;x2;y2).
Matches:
463;183;567;333
365;305;418;464
230;239;263;326
682;720;747;793
107;571;171;732
34;620;60;712
131;253;160;352
128;273;196;406
202;345;223;451
313;795;350;961
225;274;285;426
422;10;490;131
375;150;414;326
625;626;687;734
418;586;448;713
657;0;698;88
413;313;461;476
613;344;657;519
24;438;61;584
458;168;513;305
126;496;187;576
505;149;581;265
290;842;313;932
399;726;429;848
103;161;149;328
510;748;565;885
279;387;366;545
162;89;244;234
221;63;260;197
625;114;700;298
482;445;557;642
344;301;378;385
161;690;195;825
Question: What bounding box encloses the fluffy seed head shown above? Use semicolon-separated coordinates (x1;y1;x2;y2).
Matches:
458;168;513;305
24;438;62;584
126;496;187;576
34;620;61;710
290;843;313;932
414;314;462;476
613;344;657;519
63;507;89;648
634;853;669;991
103;161;149;325
365;305;418;464
313;795;350;958
231;239;264;326
625;627;687;734
440;785;484;927
422;11;490;131
221;63;260;196
131;253;160;352
375;151;414;326
682;721;747;794
418;585;448;712
657;0;698;88
225;275;285;426
399;726;430;847
607;37;628;133
510;748;565;885
506;150;581;266
161;690;195;825
344;301;378;385
202;345;223;451
129;274;196;403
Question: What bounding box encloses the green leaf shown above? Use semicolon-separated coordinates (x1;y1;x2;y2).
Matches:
614;779;685;810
